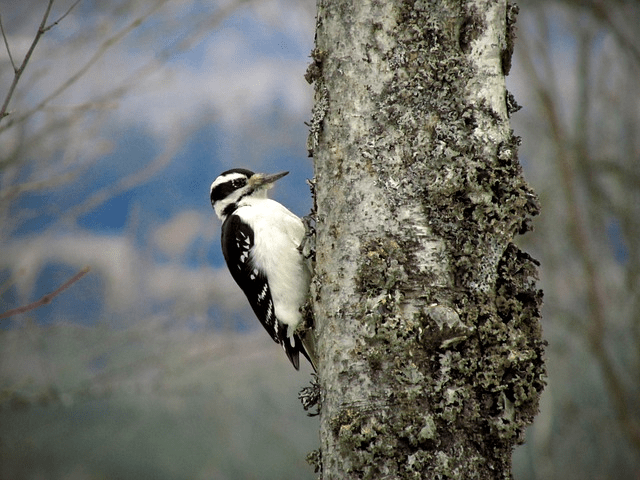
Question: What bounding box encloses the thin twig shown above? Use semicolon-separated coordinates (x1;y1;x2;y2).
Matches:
0;266;91;320
0;0;167;134
43;0;83;33
0;14;17;71
0;0;54;121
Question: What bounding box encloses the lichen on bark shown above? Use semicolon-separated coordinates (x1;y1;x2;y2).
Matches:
308;1;545;478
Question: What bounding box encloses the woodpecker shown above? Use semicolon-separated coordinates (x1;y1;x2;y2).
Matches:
210;168;316;371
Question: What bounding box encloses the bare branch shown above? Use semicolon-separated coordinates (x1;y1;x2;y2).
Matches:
0;266;91;320
0;1;168;135
0;0;54;121
0;171;79;202
0;14;17;71
43;0;83;33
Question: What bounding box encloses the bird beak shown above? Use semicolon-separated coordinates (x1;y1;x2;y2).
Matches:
249;171;289;189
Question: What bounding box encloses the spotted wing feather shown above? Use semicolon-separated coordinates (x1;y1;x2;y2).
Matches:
221;214;302;369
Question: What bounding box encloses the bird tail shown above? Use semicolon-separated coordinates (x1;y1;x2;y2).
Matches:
299;329;317;373
283;331;317;372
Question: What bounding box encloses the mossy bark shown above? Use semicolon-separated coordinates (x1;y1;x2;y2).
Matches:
307;1;545;478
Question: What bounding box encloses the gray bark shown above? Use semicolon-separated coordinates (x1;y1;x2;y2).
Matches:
307;0;545;479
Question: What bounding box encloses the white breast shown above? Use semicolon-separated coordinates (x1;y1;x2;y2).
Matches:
235;198;310;333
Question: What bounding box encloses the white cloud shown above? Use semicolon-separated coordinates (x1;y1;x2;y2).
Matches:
146;264;245;313
1;234;141;313
152;210;217;260
116;29;313;137
0;231;243;318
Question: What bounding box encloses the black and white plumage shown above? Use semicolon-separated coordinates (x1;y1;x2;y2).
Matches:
210;168;316;371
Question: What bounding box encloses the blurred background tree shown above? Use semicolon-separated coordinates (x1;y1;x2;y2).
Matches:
0;0;638;478
510;0;640;478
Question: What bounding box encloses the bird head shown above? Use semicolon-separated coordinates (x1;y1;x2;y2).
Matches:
210;168;289;220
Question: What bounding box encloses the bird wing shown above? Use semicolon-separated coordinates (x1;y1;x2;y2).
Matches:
221;213;303;369
221;214;280;343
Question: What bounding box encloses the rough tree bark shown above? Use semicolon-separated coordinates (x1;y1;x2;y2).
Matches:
306;0;546;478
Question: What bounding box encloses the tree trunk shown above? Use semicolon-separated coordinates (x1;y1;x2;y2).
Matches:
307;0;545;478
